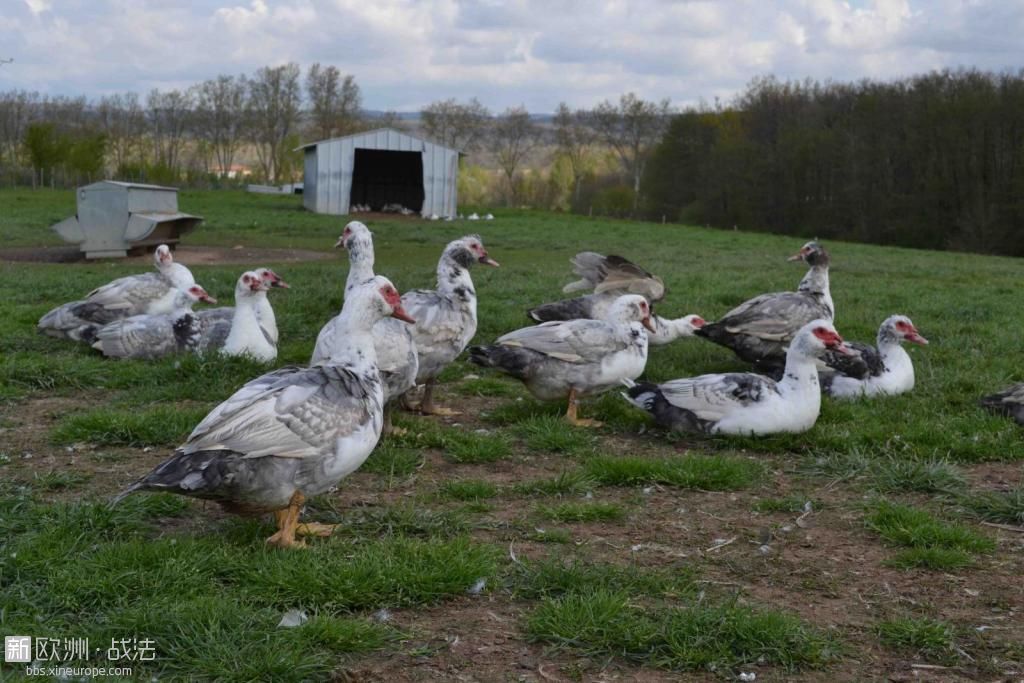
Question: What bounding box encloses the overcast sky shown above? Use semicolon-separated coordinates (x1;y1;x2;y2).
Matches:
2;0;1022;112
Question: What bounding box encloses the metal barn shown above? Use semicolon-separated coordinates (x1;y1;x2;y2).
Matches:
297;128;459;217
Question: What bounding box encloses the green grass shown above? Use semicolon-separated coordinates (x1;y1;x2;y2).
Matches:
512;470;597;496
753;496;820;513
516;415;597;455
536;501;626;523
876;616;958;663
51;404;211;447
526;590;835;672
437;479;498;501
4;189;1024;678
582;454;762;490
865;499;995;569
960;487;1024;525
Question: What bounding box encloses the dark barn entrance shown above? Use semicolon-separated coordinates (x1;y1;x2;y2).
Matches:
350;149;425;212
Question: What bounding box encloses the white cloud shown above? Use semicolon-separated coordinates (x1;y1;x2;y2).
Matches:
0;0;1021;111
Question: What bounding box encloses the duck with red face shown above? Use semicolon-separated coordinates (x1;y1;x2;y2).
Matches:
398;235;499;416
822;315;929;399
624;320;851;436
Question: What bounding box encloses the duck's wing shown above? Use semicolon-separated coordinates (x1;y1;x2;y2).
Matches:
823;341;880;379
83;272;173;313
401;289;467;349
713;292;827;341
92;313;181;359
592;255;665;302
183;365;379;459
657;372;780;422
496;319;627;363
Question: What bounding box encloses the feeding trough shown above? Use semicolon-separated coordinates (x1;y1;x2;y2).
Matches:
52;181;203;259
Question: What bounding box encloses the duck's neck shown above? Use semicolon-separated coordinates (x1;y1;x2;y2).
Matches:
436;254;477;306
877;332;911;372
778;348;821;398
255;296;278;340
345;250;376;297
798;264;832;318
647;315;691;345
225;295;269;352
319;306;380;371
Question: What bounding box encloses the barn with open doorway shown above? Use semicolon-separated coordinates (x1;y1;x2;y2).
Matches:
297;128;460;218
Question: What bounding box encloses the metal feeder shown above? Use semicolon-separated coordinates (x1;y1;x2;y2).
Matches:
52;180;202;259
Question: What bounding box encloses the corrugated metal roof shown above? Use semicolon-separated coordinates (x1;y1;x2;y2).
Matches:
294;127;461;154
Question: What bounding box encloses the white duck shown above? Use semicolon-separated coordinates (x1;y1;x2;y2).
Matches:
91;284;217;360
821;315;928;399
470;295;654;427
218;272;278;362
624;320;851;435
311;222;419;431
695;241;832;374
527;251;704;345
197;268;288;345
38;244;196;341
112;276;416;549
401;235;499;415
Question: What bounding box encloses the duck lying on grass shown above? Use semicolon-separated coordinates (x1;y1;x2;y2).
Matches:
112;276;415;549
821;315;928;399
623;320;850;435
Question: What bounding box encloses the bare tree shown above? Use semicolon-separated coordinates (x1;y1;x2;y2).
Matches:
589;93;671;211
247;63;303;183
553;102;596;205
306;64;362;139
420;97;490;152
489;106;539;203
0;90;36;167
194;75;248;176
146;88;194;174
97;92;144;172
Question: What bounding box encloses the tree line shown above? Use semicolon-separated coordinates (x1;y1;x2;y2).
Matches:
0;63;370;187
644;70;1024;256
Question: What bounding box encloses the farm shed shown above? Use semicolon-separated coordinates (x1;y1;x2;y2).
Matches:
296;128;459;217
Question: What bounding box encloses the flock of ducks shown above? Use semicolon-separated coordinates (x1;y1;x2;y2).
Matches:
33;224;1022;547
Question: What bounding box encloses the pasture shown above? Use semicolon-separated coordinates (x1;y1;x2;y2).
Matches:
1;188;1022;681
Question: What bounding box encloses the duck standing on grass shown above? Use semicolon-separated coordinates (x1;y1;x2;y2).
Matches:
311;221;419;433
623;320;851;435
470;295;654;427
821;315;928;398
111;276;415;549
400;235;499;416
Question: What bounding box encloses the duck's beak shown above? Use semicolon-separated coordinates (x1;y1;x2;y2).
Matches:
333;236;346;249
906;329;929;345
200;292;217;304
390;303;416;324
270;277;290;289
479;254;500;267
787;250;807;262
641;316;656;333
831;341;854;356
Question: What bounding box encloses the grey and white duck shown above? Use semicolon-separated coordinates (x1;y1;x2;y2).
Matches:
980;384;1024;426
311;222;419;431
624;320;850;435
400;235;499;415
90;284;217;360
471;294;654;427
38;244;196;342
821;315;928;399
527;251;703;345
112;276;416;549
695;241;833;374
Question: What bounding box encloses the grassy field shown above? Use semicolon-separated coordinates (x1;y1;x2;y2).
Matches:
1;188;1022;681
